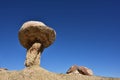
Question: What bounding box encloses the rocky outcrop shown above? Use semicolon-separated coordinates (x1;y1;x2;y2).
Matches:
0;66;119;80
66;65;93;76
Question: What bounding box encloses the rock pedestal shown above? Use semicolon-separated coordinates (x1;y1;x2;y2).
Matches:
18;21;56;67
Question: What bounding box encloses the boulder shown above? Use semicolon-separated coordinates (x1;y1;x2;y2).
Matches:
66;65;93;76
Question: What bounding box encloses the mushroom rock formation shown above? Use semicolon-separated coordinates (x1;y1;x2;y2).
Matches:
18;21;56;67
66;65;93;76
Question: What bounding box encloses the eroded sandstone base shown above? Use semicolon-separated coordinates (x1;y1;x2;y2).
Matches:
0;66;119;80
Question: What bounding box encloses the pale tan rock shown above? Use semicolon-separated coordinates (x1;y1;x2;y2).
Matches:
79;66;93;76
18;21;56;67
66;65;79;74
24;43;42;67
66;65;93;76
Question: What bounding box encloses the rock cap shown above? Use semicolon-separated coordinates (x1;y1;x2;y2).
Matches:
18;21;56;49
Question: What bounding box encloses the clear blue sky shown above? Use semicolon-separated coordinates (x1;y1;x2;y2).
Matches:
0;0;120;78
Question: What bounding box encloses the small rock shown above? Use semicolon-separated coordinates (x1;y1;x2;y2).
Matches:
66;65;93;76
78;66;93;76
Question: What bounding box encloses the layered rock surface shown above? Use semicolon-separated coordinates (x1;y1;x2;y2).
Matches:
0;66;119;80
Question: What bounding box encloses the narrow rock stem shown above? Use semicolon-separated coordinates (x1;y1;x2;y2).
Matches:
25;43;43;67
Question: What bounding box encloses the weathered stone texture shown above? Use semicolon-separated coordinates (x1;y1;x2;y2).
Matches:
18;21;56;49
0;66;119;80
18;21;56;67
25;43;42;67
66;65;93;76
